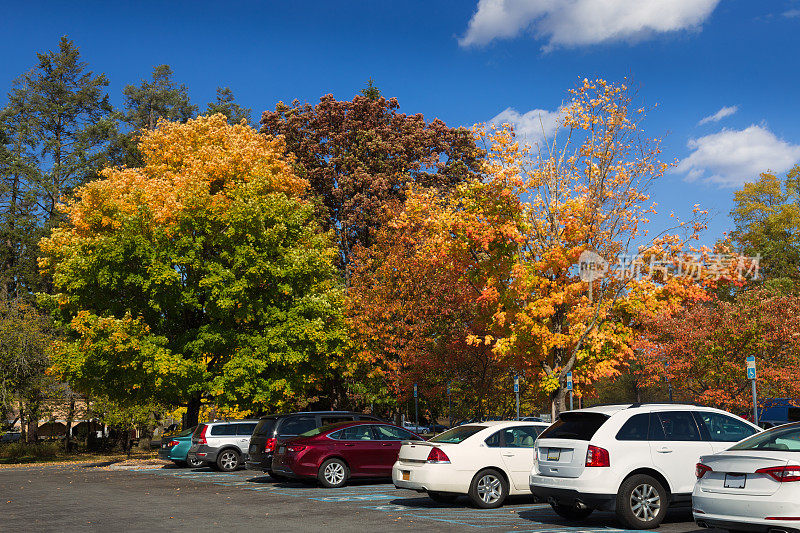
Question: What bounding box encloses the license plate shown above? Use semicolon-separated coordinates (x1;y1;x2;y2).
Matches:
278;446;285;454
724;473;746;488
402;471;410;481
547;449;560;461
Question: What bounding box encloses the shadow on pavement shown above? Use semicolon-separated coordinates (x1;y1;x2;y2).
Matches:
517;506;706;530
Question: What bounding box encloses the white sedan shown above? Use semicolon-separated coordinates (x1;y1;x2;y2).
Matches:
392;421;550;508
693;421;800;532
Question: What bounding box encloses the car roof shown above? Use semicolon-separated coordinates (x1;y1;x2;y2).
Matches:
466;420;550;429
205;419;261;425
258;411;375;419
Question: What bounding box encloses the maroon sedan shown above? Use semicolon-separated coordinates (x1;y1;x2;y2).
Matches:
270;421;423;488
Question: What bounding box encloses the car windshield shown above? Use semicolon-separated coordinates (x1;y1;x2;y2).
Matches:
299;421;352;437
428;425;484;444
729;423;800;452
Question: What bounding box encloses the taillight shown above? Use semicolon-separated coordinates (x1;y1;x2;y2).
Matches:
198;425;208;445
168;440;180;447
756;465;800;482
585;445;610;467
287;445;306;453
264;437;277;454
696;463;712;479
426;447;450;464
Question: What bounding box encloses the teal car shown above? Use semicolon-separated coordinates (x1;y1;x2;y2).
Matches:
159;427;204;467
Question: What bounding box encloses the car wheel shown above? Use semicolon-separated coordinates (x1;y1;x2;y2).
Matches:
216;449;241;472
187;456;204;468
428;491;459;504
468;469;508;509
550;502;593;520
318;458;349;488
616;474;668;529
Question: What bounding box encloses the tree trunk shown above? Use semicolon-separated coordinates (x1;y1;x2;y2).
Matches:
550;387;568;420
64;398;75;452
185;393;202;429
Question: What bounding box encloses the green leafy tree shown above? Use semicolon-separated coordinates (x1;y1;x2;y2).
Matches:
205;87;251;125
730;166;800;289
43;115;344;427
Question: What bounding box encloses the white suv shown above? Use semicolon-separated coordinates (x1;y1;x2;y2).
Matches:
529;404;760;529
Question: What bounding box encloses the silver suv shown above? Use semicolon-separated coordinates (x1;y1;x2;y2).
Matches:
187;420;259;472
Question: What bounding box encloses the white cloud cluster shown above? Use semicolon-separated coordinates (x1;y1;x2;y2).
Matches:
459;0;720;50
697;105;738;126
490;107;563;147
674;125;800;187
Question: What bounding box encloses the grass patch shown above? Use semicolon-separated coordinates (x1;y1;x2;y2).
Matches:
0;443;158;465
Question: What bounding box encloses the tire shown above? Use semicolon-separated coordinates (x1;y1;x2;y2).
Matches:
616;474;668;529
187;456;204;468
468;469;508;509
318;458;349;488
428;491;459;504
215;449;241;472
551;502;594;520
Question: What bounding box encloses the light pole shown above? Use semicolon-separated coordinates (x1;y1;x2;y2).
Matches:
747;356;758;425
566;372;574;410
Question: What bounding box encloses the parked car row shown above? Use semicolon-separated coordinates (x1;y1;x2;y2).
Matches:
159;403;795;531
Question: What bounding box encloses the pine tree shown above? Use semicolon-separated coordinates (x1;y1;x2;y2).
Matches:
205;87;251;125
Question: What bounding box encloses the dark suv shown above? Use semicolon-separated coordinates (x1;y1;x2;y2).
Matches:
246;411;380;478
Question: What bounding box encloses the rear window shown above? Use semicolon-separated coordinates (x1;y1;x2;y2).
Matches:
539;412;610;441
729;424;800;452
300;421;351;437
429;425;484;444
252;418;276;437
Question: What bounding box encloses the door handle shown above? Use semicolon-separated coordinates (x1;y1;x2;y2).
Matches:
657;447;672;453
502;453;515;457
381;443;393;447
344;443;355;447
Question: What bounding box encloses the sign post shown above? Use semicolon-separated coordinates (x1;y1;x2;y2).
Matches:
413;383;419;428
747;357;758;425
514;376;520;420
447;381;452;429
566;372;574;411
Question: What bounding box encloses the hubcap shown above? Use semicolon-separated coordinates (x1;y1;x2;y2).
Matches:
476;474;503;504
630;483;661;522
189;458;203;467
220;452;237;470
324;462;345;485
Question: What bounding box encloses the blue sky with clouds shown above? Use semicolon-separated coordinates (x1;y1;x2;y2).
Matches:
2;0;798;242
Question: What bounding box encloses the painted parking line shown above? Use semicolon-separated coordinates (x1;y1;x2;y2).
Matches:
123;467;637;532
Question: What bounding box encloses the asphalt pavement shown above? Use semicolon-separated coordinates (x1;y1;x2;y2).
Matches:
1;463;723;532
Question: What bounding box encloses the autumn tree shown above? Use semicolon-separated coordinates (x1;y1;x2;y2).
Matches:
636;287;800;415
260;91;484;272
206;87;251;125
42;115;344;427
730;166;800;289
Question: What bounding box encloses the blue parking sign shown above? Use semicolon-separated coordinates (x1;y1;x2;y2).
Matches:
746;356;756;380
566;372;573;391
513;376;519;393
413;383;418;398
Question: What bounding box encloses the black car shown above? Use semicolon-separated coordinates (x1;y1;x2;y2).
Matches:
246;411;380;479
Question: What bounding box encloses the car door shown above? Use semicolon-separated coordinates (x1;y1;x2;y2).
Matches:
693;411;760;453
648;411;713;494
329;425;382;476
372;425;420;476
498;426;541;491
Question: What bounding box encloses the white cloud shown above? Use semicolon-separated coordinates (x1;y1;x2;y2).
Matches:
697;105;738;126
459;0;720;50
783;8;800;18
490;107;563;147
674;125;800;187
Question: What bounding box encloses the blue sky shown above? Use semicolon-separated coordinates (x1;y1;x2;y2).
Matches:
2;0;799;243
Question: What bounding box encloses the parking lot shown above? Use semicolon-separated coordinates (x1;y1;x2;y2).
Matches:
2;463;720;532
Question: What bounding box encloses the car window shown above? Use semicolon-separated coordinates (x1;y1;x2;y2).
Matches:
429;425;484;444
374;425;418;441
695;412;757;442
278;416;317;436
252;419;276;437
332;425;374;440
729;424;800;452
485;430;502;448
652;411;701;441
237;423;257;436
616;413;650;441
502;426;540;448
321;415;354;426
210;424;237;436
539;412;609;441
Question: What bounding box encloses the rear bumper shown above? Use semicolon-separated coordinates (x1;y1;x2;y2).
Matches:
693;487;800;532
391;463;469;494
187;444;218;463
530;486;616;512
695;516;800;533
246;453;273;472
